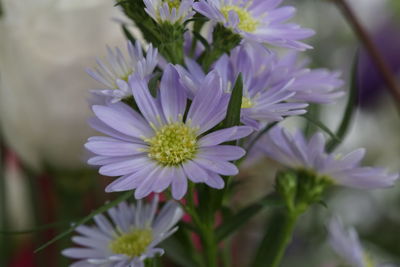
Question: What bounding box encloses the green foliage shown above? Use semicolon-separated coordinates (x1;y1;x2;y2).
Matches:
301;114;341;143
222;73;243;129
199;24;241;71
326;54;359;152
34;191;132;253
216;194;282;241
116;0;185;64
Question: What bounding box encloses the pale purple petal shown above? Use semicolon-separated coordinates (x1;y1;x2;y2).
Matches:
160;64;187;123
171;167;188;199
199;126;253;146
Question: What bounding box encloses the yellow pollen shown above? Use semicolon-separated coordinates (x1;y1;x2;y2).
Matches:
241;97;254;108
120;72;132;82
164;0;180;10
221;5;259;32
146;123;197;166
109;229;153;257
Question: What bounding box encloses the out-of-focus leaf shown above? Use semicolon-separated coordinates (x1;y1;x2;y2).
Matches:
121;24;136;44
301;114;341;142
216;194;281;241
326;54;359;152
34;191;132;253
161;233;198;267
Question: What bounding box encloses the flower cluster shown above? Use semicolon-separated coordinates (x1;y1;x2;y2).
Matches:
65;0;400;265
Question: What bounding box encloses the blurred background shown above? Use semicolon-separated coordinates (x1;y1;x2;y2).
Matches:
0;0;399;266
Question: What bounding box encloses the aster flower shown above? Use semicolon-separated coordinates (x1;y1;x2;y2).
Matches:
193;0;315;50
177;43;309;129
260;126;398;189
86;41;158;103
328;217;376;267
85;64;252;199
267;53;344;103
144;0;195;24
62;195;183;267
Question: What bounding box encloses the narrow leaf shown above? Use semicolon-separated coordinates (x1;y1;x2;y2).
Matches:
245;122;278;154
192;30;211;51
162;234;198;267
301;114;341;142
251;210;298;267
223;73;243;129
326;53;359;152
216;194;282;241
121;24;137;45
34;191;132;253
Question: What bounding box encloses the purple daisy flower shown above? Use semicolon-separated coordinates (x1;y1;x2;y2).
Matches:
62;195;183;267
261;50;345;104
144;0;195;24
260;126;398;189
328;217;374;267
193;0;315;50
86;41;158;103
85;64;253;199
177;43;309;129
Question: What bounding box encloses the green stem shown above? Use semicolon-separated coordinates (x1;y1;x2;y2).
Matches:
201;225;218;267
252;210;299;267
326;53;359;152
185;184;218;267
245;122;278;154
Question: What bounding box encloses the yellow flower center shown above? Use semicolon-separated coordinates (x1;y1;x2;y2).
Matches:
146;123;198;166
241;96;254;108
164;0;180;10
109;229;153;257
221;5;259;32
363;253;376;267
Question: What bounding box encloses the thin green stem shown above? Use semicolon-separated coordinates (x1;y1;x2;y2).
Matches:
245;122;278;154
251;210;299;267
201;224;218;267
184;184;218;267
326;53;359;152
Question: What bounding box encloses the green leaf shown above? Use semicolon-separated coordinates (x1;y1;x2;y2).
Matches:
161;234;199;267
301;114;341;142
251;210;299;267
192;31;211;51
183;16;208;27
34;191;132;253
216;194;282;241
326;53;359;152
121;24;137;44
222;73;243;129
148;71;162;97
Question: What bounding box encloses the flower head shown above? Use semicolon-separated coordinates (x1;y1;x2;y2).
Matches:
62;195;183;266
86;41;158;103
328;217;375;267
193;0;315;50
177;43;309;129
85;64;252;199
260;126;398;189
263;51;345;103
144;0;195;24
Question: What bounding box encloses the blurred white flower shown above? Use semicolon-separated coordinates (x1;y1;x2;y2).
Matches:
0;0;127;170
